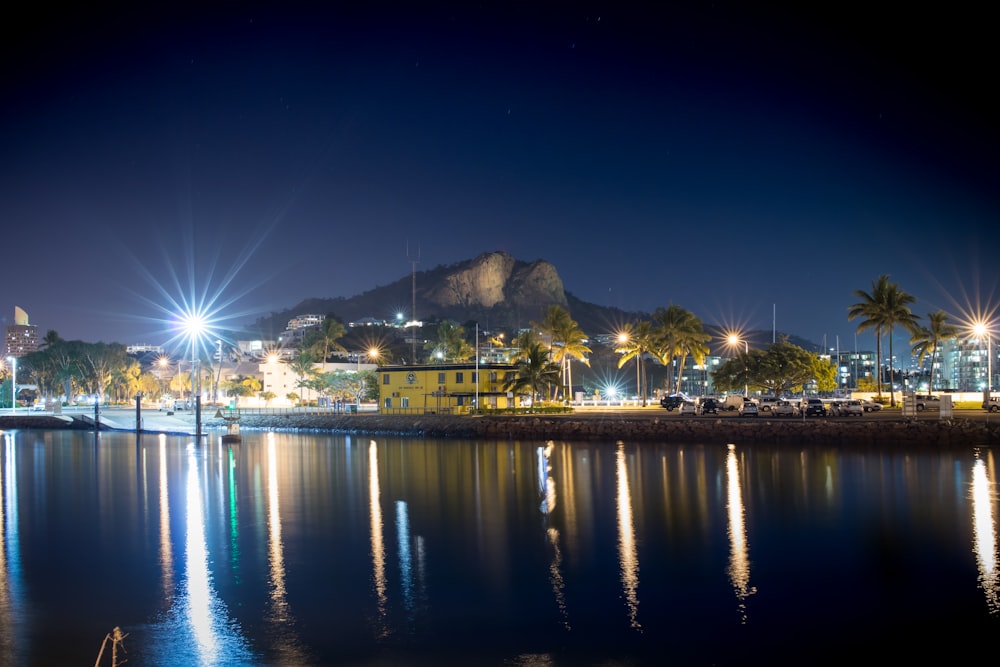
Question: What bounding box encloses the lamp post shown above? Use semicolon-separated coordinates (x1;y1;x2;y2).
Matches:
182;312;205;440
6;356;15;414
354;348;380;409
974;322;993;395
157;356;170;400
618;332;640;403
192;344;201;438
727;334;749;396
215;339;223;405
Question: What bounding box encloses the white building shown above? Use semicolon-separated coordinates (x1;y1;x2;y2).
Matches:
259;358;378;406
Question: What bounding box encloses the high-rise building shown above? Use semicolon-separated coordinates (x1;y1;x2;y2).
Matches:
5;306;39;357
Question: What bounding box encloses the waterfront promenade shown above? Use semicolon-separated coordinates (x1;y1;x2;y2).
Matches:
2;406;997;446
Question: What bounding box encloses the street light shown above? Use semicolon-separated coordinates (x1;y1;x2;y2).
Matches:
727;334;749;396
182;311;206;439
973;322;993;395
356;347;377;372
618;332;640;403
6;356;15;414
215;339;223;405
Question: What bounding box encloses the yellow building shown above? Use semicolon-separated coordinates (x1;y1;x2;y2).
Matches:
378;362;521;414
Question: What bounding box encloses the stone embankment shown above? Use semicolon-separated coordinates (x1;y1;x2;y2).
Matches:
201;413;1000;446
2;412;997;446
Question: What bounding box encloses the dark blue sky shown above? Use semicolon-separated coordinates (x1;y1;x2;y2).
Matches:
2;2;996;355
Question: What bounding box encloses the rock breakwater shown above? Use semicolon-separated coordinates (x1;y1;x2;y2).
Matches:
202;413;1000;446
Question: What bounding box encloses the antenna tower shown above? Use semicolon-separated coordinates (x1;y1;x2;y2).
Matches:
407;242;420;363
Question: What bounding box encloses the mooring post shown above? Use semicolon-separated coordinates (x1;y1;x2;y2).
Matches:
135;392;142;432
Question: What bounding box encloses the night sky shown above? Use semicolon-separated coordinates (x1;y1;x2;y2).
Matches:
2;2;996;355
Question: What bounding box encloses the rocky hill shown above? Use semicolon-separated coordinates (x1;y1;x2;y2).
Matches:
244;251;817;352
247;251;642;338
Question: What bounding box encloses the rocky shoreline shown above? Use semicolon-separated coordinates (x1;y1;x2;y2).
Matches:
2;412;997;446
202;412;1000;446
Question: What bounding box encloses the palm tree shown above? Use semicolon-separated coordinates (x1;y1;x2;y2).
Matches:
39;329;62;350
848;275;920;406
424;320;474;361
910;310;958;392
287;349;318;405
503;342;561;406
536;305;591;402
304;317;348;363
507;330;540;362
615;321;656;406
652;305;710;395
222;375;262;398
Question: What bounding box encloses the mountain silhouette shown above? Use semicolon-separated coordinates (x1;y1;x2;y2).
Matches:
245;251;818;352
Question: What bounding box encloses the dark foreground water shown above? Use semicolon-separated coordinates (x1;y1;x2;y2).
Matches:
0;429;997;666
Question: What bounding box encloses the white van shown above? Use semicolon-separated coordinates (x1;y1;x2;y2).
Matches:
721;395;753;411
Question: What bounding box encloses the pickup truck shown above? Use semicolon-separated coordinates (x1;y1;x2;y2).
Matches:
913;395;941;411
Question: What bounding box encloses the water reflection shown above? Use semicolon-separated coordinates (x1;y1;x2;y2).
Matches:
0;433;23;661
971;453;1000;613
2;431;998;666
726;444;756;622
147;439;254;665
262;433;310;663
369;439;388;635
616;442;641;630
394;499;429;626
537;442;569;630
158;437;174;602
266;434;288;621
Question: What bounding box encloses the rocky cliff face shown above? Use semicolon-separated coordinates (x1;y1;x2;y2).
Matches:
423;252;567;310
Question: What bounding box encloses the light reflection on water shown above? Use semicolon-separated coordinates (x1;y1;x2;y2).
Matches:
0;430;998;666
0;433;23;663
615;442;641;630
972;454;1000;612
726;444;756;623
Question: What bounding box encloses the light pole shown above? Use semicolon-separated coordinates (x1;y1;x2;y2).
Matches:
182;312;205;439
6;356;15;414
727;334;749;396
192;344;200;437
157;356;170;400
354;348;380;408
974;322;993;395
215;339;223;405
618;332;640;402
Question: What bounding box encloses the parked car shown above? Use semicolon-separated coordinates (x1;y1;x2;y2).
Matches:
985;397;1000;413
679;401;698;415
660;395;687;411
827;400;845;416
801;398;827;417
861;400;883;413
757;396;780;413
840;400;865;416
699;398;722;415
913;394;941;411
770;400;798;417
738;401;759;417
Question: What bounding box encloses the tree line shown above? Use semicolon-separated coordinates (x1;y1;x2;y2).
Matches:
2;273;954;408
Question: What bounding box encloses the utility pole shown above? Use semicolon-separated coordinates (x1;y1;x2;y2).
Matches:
408;241;420;363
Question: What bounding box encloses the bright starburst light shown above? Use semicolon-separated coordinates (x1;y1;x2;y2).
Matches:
117;215;284;359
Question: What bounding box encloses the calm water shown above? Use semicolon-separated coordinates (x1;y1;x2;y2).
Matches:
0;429;997;666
